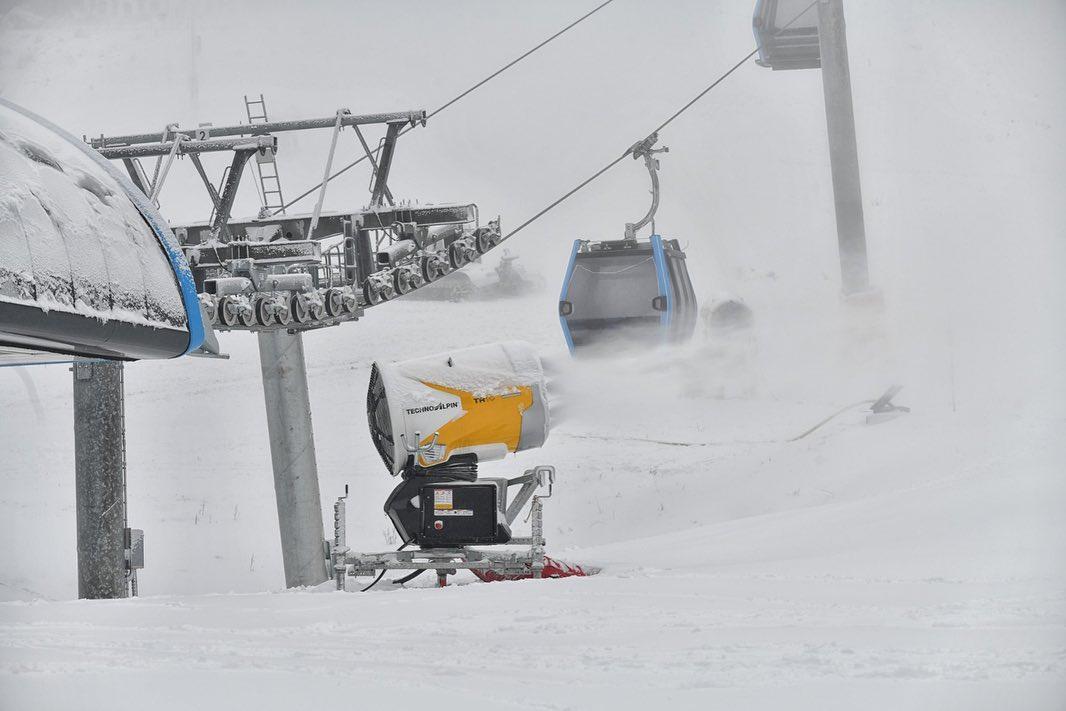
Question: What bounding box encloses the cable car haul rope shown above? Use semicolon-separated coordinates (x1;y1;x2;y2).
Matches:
275;0;619;216
83;0;820;335
340;0;817;315
282;0;817;241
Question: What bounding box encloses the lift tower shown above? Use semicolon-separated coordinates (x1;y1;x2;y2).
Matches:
90;103;502;587
753;0;870;295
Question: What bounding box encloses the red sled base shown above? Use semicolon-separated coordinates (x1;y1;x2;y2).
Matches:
472;555;596;583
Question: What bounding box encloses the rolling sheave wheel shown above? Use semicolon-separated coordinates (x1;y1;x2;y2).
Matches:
474;227;500;254
394;267;424;295
218;296;241;327
290;293;310;324
324;287;346;317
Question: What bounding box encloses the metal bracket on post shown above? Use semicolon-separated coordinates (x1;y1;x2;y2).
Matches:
125;527;144;597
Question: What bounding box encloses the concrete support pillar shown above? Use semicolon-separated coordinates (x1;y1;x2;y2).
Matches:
73;361;128;599
257;330;328;588
818;0;870;295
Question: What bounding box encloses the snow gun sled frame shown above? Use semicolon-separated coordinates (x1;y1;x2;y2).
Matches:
332;465;588;589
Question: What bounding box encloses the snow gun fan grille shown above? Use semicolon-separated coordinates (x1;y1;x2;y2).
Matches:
367;364;394;473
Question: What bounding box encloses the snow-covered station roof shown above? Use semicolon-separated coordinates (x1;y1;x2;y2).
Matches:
0;99;203;364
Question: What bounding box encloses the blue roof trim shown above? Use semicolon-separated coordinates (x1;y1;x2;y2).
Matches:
558;240;582;354
650;235;671;335
0;98;204;356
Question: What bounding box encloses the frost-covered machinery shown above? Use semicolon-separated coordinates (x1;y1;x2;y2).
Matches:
334;341;590;588
558;133;698;354
88;106;503;333
85;99;516;589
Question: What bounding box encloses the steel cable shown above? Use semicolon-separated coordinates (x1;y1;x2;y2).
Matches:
276;0;618;214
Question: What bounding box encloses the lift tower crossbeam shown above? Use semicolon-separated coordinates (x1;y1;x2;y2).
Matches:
88;110;426;149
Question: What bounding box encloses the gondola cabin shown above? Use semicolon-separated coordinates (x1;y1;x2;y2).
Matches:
753;0;822;71
0;99;203;365
558;236;696;354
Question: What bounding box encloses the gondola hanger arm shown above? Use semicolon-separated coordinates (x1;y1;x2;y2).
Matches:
624;132;669;240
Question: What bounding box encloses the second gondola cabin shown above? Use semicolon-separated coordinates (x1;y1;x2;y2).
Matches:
557;133;697;355
559;235;696;354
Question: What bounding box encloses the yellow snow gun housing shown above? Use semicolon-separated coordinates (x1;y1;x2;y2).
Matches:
338;341;581;578
367;341;550;478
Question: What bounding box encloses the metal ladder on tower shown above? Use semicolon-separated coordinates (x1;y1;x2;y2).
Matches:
244;94;286;217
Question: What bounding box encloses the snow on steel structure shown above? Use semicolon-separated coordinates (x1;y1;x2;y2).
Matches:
752;0;871;295
88;108;503;335
0;98;204;365
88;100;507;588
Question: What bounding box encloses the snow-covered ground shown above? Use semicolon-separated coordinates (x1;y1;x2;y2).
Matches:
1;290;1062;710
1;1;1064;709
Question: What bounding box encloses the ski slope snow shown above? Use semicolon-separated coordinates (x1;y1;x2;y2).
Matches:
1;1;1064;709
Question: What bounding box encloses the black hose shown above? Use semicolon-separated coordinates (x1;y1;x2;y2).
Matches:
360;541;409;592
391;569;428;586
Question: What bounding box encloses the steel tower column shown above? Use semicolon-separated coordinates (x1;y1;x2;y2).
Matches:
73;361;128;599
818;0;870;295
257;330;329;588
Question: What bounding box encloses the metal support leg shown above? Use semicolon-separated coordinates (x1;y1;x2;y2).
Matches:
307;110;348;238
121;158;151;198
352;125;394;205
356;228;376;283
189;153;223;214
73;361;128;600
257;330;329;588
818;0;870;295
369;122;401;207
211;148;254;241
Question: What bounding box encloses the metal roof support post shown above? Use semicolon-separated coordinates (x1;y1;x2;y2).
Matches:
73;361;128;599
257;330;328;588
817;0;870;295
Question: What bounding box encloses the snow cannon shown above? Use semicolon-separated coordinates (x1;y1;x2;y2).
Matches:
333;341;592;589
367;340;550;477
